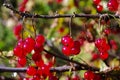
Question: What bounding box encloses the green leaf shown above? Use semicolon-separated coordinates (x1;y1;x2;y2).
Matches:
99;60;108;72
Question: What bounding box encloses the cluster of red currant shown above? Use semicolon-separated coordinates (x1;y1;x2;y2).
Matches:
13;34;44;66
95;38;110;60
13;34;56;79
91;39;118;61
61;35;81;56
19;0;28;12
93;0;119;12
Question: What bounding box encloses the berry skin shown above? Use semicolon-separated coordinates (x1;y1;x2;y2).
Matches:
26;66;37;76
23;37;35;53
107;0;118;11
18;57;26;67
95;38;106;48
35;59;44;67
32;75;40;80
93;0;101;5
97;4;103;12
17;39;24;47
25;37;35;48
32;53;42;62
100;52;109;60
92;53;99;61
13;46;23;57
34;44;43;53
84;70;95;80
70;40;81;55
61;35;74;47
19;5;25;12
62;46;71;56
35;34;45;46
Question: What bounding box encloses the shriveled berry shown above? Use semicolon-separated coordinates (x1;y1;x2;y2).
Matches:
104;28;111;35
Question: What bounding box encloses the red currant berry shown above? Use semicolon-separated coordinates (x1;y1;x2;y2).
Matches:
104;28;111;35
78;37;85;46
17;39;24;47
93;0;101;5
32;75;40;80
13;46;23;57
100;52;109;60
107;0;118;11
26;66;37;76
32;53;41;62
41;64;50;76
92;53;99;61
23;43;33;53
19;5;25;12
61;35;74;47
72;75;80;80
97;4;103;12
73;40;81;48
110;40;118;50
62;46;71;56
25;37;35;48
34;44;43;53
23;37;35;53
35;34;45;46
13;23;23;39
71;47;80;55
35;60;44;67
84;70;95;80
18;57;26;67
95;38;106;48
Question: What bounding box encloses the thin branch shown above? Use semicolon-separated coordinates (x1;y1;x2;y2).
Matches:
0;65;87;72
3;3;120;19
43;49;99;71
